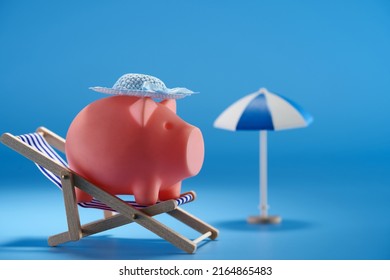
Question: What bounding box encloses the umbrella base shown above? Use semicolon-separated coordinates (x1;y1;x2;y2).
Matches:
247;215;282;224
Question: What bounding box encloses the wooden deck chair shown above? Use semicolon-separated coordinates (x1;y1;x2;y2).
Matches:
1;127;218;253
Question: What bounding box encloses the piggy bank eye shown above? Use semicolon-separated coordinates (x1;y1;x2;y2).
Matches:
163;122;173;130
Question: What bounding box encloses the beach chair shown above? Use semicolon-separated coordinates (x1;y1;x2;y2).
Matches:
0;127;218;253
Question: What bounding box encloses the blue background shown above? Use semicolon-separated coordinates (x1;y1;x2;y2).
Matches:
0;0;389;259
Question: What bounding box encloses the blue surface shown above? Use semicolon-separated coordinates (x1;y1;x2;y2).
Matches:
1;0;390;260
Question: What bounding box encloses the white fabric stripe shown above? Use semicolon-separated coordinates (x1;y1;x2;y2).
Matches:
213;92;259;131
265;92;308;130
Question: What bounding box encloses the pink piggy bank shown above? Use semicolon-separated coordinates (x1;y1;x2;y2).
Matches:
65;96;204;205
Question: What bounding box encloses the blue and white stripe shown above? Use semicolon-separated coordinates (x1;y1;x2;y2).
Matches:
79;193;194;211
214;88;313;131
17;133;194;211
19;133;68;190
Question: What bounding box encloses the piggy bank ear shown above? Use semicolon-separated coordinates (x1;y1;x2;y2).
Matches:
160;99;176;114
129;98;158;127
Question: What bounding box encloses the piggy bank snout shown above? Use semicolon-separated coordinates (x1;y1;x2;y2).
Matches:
185;127;204;176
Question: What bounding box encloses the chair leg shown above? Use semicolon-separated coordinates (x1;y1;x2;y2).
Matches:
48;198;180;247
48;214;132;246
60;171;82;242
168;208;219;240
132;214;197;253
48;207;216;253
48;212;197;253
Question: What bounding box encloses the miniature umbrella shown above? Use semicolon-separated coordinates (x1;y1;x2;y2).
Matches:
214;88;313;224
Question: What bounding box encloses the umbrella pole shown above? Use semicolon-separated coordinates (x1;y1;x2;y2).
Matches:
260;130;268;217
247;130;281;224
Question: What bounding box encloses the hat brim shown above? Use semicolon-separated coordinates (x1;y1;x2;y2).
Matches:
89;86;193;100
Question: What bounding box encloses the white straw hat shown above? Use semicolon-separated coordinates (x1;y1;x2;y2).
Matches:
89;73;196;99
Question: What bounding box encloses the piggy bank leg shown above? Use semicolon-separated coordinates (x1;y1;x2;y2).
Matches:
159;181;182;201
104;210;115;219
75;189;93;203
132;181;160;206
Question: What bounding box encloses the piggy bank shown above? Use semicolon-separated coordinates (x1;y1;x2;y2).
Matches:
65;96;204;205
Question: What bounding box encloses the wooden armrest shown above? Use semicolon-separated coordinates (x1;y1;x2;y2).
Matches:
36;126;66;153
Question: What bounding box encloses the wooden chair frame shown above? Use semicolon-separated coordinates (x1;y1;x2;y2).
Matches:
1;127;218;253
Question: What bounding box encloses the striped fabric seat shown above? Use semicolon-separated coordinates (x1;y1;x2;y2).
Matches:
18;132;194;211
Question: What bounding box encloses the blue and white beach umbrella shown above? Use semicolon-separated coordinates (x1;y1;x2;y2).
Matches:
214;88;313;223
